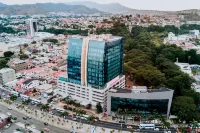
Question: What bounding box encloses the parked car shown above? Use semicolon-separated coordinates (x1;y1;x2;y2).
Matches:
44;122;48;126
154;128;159;131
4;124;11;129
44;128;49;132
127;126;133;129
28;115;32;119
8;107;12;110
23;116;28;120
6;112;12;116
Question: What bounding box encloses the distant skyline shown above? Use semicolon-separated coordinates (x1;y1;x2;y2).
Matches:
0;0;199;11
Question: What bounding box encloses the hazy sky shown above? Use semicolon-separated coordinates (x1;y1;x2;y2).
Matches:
0;0;200;11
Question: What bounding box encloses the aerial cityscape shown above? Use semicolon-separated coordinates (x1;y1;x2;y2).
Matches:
0;0;200;133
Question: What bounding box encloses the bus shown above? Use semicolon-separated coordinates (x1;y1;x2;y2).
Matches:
11;91;19;97
139;124;155;129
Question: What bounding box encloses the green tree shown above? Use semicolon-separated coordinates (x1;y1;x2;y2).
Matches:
135;64;166;87
172;96;199;122
167;73;193;96
24;44;28;47
20;54;29;59
31;41;36;44
4;51;14;58
96;102;103;114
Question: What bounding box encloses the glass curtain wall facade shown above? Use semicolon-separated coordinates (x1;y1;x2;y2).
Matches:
87;38;124;89
105;39;124;82
67;36;124;89
111;97;169;115
67;38;83;85
87;40;106;88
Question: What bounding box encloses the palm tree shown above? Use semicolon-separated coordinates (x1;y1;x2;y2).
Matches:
117;108;122;121
124;109;128;124
131;109;137;124
61;111;69;118
87;115;95;128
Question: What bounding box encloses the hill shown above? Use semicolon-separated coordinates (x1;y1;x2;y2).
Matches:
0;3;105;15
66;1;131;14
0;2;7;7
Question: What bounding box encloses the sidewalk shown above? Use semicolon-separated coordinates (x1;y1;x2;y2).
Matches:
0;101;130;133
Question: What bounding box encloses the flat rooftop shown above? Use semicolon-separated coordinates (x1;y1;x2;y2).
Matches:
109;87;172;94
0;68;14;73
69;34;122;42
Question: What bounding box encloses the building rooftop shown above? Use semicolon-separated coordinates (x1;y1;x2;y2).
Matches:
109;87;172;94
0;112;8;120
69;34;122;42
23;78;46;85
0;68;14;73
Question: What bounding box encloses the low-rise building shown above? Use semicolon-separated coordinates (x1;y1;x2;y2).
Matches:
8;59;28;71
0;68;16;84
17;78;46;89
175;62;193;76
0;113;8;129
107;87;174;118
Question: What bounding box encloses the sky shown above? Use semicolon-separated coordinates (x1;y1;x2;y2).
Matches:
0;0;200;11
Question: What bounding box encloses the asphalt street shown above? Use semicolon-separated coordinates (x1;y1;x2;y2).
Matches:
0;104;70;133
0;87;177;133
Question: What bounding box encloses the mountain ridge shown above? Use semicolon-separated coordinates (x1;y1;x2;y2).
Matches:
0;3;105;15
66;1;132;14
0;2;7;7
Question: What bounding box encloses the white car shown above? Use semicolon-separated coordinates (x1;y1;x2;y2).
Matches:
6;112;12;116
4;124;10;129
154;128;159;131
49;112;54;115
28;115;32;119
8;107;12;110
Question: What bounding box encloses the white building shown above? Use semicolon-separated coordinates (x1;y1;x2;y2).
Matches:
175;62;193;76
189;30;200;37
26;19;38;38
20;78;46;89
57;74;125;107
0;68;16;84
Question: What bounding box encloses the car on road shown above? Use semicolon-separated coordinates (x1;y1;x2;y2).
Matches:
127;126;133;129
44;122;48;126
72;117;77;121
70;130;76;133
48;111;54;115
134;129;140;132
28;115;32;119
8;107;12;110
154;128;159;131
6;112;12;116
23;116;28;120
4;124;11;129
44;128;49;132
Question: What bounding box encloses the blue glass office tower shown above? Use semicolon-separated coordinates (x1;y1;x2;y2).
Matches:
67;38;83;85
67;35;124;89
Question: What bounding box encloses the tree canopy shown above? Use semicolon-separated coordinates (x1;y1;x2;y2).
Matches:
96;21;200;121
172;96;199;122
4;51;14;58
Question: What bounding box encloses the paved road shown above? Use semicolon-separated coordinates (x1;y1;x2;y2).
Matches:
0;87;176;133
0;104;70;133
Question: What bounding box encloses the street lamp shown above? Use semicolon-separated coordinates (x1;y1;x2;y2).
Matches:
121;123;123;133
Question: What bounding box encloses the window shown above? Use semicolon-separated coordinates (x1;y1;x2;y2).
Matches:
111;97;169;115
